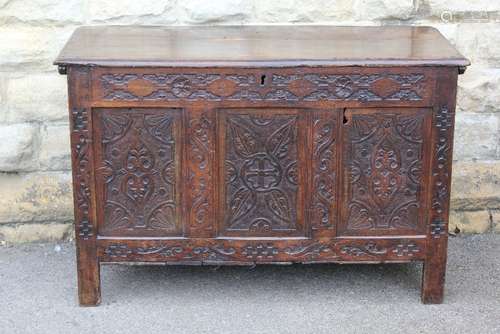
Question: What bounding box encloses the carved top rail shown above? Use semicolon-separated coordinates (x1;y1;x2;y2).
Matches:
89;67;436;107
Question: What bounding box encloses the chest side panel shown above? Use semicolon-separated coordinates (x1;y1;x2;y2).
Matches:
339;108;432;236
93;108;183;237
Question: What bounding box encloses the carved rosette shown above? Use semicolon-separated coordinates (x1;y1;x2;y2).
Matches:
99;72;426;103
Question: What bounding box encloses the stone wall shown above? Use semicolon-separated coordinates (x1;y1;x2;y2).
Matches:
0;0;499;243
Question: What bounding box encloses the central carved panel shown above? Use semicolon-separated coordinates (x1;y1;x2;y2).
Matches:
220;110;305;236
95;108;182;237
340;108;430;235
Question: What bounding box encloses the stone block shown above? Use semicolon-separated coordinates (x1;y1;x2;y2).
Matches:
39;123;71;171
0;172;73;224
0;222;72;244
253;0;353;22
450;161;500;211
492;210;500;233
457;66;500;114
178;0;252;24
456;23;500;67
428;0;500;17
449;210;491;234
0;123;38;172
88;0;174;23
353;0;414;21
2;73;68;123
0;0;84;24
453;113;499;161
0;26;74;71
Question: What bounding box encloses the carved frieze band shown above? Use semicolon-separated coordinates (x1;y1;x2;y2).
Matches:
429;105;454;239
99;72;426;102
101;240;424;262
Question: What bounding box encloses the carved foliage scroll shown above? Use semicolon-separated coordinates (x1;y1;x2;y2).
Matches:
70;67;94;241
96;109;180;236
310;112;337;230
187;111;215;235
72;107;93;240
343;110;428;232
99;72;427;102
222;112;301;235
101;239;424;263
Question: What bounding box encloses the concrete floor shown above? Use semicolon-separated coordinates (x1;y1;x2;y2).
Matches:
0;234;499;334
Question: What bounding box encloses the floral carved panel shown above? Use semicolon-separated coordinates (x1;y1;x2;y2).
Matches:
220;110;305;236
94;108;182;237
340;109;431;235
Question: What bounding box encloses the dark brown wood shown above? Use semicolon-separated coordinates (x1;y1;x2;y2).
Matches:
90;67;437;108
93;108;183;237
421;67;458;304
54;26;469;68
67;66;101;306
97;237;427;264
217;108;307;237
185;107;216;237
57;25;468;306
339;108;432;236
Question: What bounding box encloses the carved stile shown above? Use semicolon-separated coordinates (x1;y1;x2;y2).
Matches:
187;110;215;236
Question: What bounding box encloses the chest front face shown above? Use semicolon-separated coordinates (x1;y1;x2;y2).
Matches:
58;25;467;305
63;65;449;264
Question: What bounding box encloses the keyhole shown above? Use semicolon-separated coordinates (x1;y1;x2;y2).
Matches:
260;74;266;86
342;110;349;125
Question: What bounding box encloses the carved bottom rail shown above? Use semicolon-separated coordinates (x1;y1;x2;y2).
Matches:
98;238;426;263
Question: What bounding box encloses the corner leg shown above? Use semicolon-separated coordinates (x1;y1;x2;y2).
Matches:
76;246;101;306
421;255;446;304
421;67;456;304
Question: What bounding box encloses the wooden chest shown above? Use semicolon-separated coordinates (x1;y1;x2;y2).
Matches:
55;25;469;305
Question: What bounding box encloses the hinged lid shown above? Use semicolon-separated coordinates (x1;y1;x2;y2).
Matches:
54;25;470;69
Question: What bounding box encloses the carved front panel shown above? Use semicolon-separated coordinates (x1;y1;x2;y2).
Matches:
218;109;306;237
339;108;431;236
94;108;182;237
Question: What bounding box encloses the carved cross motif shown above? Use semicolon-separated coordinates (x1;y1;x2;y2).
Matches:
242;154;282;192
224;114;299;234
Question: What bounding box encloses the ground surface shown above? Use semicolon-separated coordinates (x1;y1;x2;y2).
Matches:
0;234;499;334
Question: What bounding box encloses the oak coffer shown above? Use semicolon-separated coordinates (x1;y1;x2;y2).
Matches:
54;25;469;306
